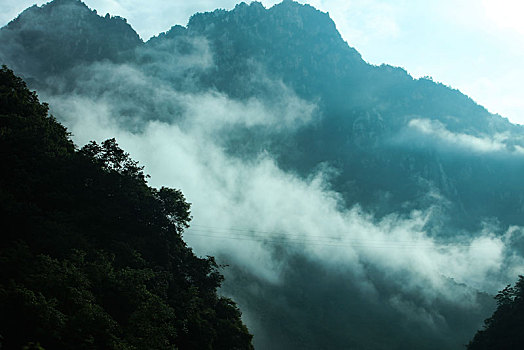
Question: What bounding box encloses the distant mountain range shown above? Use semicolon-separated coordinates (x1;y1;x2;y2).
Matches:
3;0;522;231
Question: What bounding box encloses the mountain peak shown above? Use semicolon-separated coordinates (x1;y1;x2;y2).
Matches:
180;0;362;99
0;0;141;81
185;0;356;56
7;0;88;28
32;0;89;15
234;1;265;10
45;0;86;7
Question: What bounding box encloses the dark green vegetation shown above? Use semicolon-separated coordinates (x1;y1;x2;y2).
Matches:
2;0;524;349
468;276;524;350
0;66;253;349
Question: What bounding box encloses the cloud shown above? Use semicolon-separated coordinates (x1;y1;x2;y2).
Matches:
408;118;524;155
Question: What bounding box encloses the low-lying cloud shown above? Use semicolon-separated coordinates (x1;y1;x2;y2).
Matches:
409;118;524;155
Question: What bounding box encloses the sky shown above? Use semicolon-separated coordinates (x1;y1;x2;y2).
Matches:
1;0;524;124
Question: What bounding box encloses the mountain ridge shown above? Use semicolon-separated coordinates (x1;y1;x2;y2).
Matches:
0;0;512;132
2;0;523;229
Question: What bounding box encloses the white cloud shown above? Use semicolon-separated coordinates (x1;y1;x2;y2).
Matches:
44;60;524;303
53;86;523;295
409;118;524;154
30;25;524;342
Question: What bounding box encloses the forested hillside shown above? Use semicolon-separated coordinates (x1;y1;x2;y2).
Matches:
468;275;524;350
0;66;253;349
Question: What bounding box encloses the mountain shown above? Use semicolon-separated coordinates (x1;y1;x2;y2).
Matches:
161;1;524;230
0;0;141;84
1;1;523;349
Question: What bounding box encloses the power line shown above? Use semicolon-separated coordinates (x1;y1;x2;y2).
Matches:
185;225;476;249
191;224;448;243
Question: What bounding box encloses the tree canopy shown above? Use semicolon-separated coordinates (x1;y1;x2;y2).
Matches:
467;275;524;350
0;65;253;349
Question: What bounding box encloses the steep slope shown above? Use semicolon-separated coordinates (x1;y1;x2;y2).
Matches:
468;275;524;350
176;1;505;133
0;66;253;350
183;1;365;101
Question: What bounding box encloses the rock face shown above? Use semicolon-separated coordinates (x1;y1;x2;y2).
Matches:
183;1;364;99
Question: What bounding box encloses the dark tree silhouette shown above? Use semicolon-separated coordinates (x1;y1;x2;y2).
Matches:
0;65;253;350
467;275;524;350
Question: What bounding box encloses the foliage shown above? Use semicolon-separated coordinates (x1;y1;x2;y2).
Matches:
0;66;253;349
467;276;524;350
